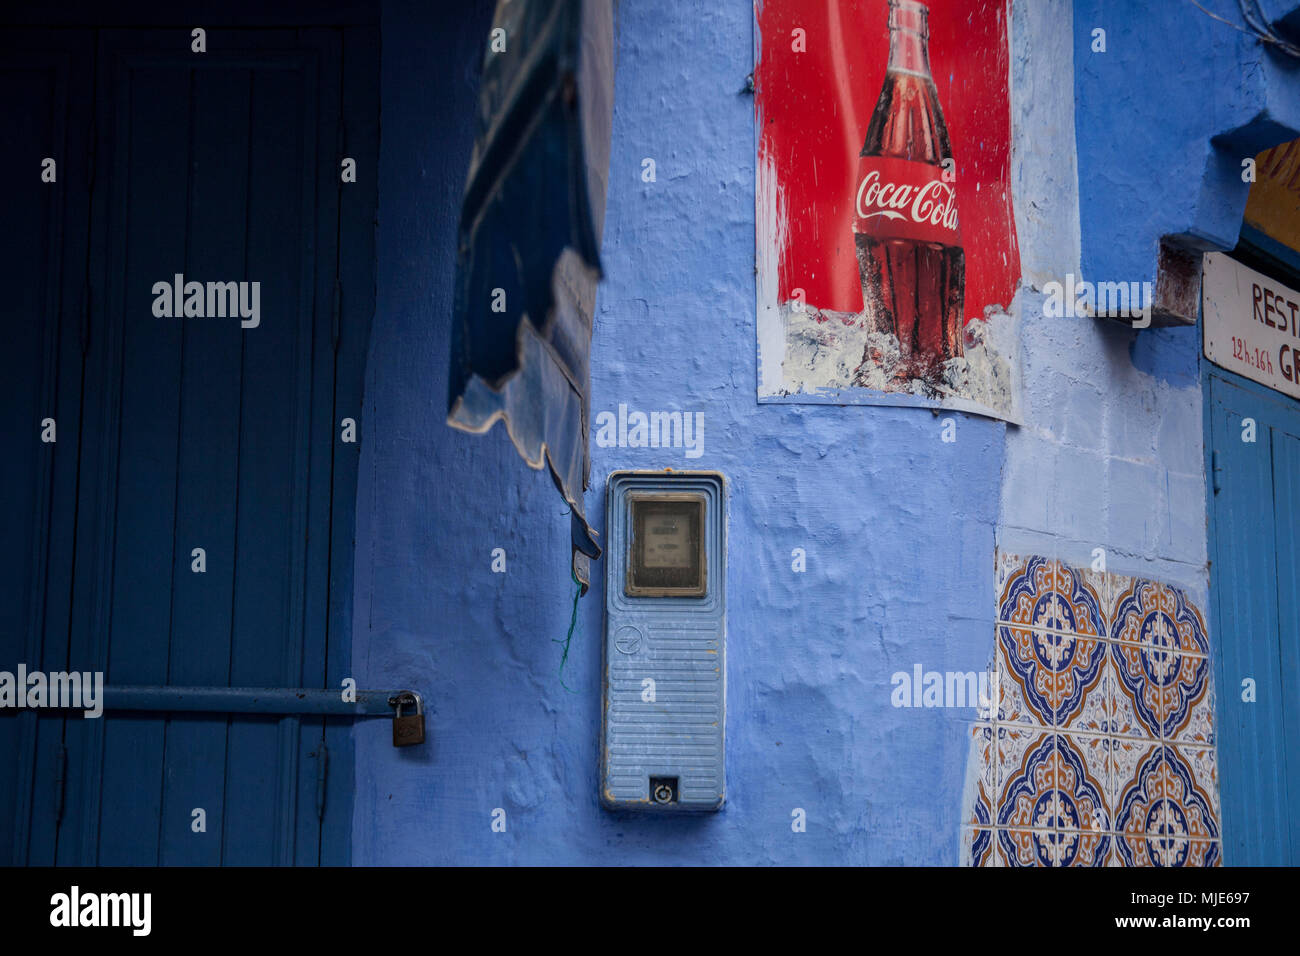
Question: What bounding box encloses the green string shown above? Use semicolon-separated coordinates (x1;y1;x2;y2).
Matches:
554;564;582;693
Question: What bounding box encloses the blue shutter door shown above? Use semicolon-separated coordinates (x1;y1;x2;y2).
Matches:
0;24;374;866
1207;371;1299;864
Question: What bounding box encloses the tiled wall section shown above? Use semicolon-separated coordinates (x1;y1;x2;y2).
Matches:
962;553;1220;866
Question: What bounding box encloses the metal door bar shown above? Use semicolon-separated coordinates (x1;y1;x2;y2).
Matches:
99;686;419;717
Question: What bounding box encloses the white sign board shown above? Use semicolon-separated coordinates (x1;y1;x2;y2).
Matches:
1203;251;1300;400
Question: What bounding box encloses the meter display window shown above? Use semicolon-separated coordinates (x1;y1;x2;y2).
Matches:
627;495;706;597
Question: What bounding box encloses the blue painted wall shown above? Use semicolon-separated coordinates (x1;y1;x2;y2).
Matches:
1002;0;1300;590
355;0;1003;864
353;0;1288;864
1073;0;1300;289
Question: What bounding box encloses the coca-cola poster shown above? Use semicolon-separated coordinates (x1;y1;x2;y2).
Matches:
755;0;1022;422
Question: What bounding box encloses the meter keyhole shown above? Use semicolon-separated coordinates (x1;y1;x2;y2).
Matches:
650;777;678;805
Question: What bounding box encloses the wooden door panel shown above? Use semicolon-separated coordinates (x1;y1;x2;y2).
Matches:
62;29;340;866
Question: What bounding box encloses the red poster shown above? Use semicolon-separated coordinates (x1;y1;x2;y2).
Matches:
755;0;1021;420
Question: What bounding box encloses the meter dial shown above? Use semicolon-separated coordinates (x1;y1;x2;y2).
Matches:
626;495;706;597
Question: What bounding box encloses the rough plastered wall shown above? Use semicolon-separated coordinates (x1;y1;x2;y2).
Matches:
353;0;1010;864
1015;0;1300;593
1001;0;1210;593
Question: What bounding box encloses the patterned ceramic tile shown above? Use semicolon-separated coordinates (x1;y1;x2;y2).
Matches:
1041;831;1069;867
998;624;1107;727
1102;569;1130;637
1115;745;1224;866
1111;737;1159;828
995;626;1051;727
1148;828;1193;867
1111;639;1167;739
995;551;1037;616
1167;582;1211;655
1059;733;1112;833
967;722;995;828
997;554;1074;634
1050;631;1108;732
996;728;1056;831
1114;744;1174;865
1119;739;1172;818
1186;842;1223;867
1047;559;1107;639
1110;577;1210;654
1179;745;1221;824
998;828;1057;867
976;552;1220;867
1106;643;1149;739
1149;647;1211;740
1055;827;1111;867
1166;745;1221;844
961;827;995;867
1117;834;1162;867
1167;655;1215;744
989;832;1010;866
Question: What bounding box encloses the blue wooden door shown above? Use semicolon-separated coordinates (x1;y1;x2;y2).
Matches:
1207;369;1300;864
2;25;376;866
0;28;95;868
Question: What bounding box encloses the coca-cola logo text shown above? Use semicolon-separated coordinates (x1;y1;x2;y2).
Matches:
855;170;958;233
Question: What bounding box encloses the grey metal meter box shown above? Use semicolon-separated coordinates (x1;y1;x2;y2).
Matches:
600;471;725;811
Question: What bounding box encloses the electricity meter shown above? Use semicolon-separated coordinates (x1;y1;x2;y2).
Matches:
600;471;726;811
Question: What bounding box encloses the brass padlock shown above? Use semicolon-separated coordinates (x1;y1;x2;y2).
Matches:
390;691;425;747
